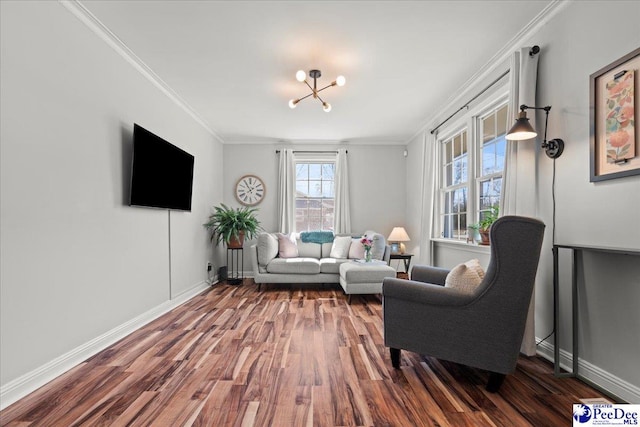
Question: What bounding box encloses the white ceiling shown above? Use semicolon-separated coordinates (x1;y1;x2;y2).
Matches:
79;0;552;144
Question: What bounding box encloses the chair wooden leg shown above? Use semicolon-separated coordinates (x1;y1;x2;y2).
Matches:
347;295;352;304
486;372;506;392
390;348;401;369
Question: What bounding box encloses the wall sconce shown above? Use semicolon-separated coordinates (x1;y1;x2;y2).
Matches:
506;104;565;159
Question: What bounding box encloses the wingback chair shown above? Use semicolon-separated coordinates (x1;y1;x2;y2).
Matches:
382;216;545;392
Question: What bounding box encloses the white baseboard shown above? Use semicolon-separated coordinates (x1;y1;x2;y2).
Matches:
0;280;213;410
536;339;640;403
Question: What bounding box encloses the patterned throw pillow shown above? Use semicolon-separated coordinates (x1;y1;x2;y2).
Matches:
444;259;485;294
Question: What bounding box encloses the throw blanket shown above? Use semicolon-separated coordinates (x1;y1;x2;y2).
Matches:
300;231;334;244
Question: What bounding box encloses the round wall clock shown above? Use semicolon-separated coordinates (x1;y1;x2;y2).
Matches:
235;175;266;206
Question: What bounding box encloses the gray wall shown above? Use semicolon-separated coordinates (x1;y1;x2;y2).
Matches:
530;1;640;397
406;0;640;401
0;1;223;386
222;143;407;271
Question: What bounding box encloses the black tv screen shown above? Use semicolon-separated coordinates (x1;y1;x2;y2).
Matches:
129;124;194;211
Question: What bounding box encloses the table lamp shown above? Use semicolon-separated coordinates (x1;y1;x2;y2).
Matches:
388;227;410;254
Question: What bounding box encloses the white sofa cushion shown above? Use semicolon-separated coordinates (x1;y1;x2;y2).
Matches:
267;258;321;274
257;233;278;266
296;238;322;258
319;258;351;274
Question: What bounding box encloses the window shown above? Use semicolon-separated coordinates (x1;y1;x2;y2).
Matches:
438;101;508;240
295;162;335;232
478;105;507;221
441;130;469;239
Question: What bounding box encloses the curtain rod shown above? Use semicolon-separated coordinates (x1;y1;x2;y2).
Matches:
275;150;347;154
430;69;509;135
429;45;541;135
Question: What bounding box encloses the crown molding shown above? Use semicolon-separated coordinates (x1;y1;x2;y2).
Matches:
222;136;407;146
407;0;571;144
58;0;225;144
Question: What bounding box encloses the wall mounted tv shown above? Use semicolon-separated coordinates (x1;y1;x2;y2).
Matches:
129;123;194;211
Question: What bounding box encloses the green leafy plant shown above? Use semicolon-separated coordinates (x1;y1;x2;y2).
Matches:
478;205;499;231
203;203;262;246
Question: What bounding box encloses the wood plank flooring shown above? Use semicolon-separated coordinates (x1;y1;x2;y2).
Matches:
1;281;610;426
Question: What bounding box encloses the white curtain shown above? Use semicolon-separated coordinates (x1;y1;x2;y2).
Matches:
502;47;540;356
418;131;438;267
333;149;351;233
277;149;296;234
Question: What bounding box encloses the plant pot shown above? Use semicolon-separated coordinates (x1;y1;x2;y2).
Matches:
227;231;245;248
479;229;490;246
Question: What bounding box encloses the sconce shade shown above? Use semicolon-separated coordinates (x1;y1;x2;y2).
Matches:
388;227;410;242
506;110;538;141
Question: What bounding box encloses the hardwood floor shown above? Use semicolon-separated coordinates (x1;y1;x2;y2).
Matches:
1;281;609;426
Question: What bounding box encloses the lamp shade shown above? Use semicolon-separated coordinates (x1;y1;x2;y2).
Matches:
388;227;410;242
506;111;537;141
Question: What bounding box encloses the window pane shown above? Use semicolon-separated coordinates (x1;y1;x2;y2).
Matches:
322;163;335;179
445;163;453;186
444;192;452;215
322;181;334;197
296;181;308;196
483;114;496;143
309;163;321;179
497;104;508;134
482;142;496;174
496;136;506;170
443;214;452;238
445;141;452;163
296;163;308;179
308;180;322;197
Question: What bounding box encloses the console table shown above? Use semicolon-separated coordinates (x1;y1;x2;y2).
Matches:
552;244;640;394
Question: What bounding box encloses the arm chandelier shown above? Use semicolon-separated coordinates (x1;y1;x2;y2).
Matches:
288;69;345;112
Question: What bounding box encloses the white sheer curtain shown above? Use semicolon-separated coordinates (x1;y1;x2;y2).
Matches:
418;131;438;266
501;47;540;356
333;149;351;233
277;149;296;234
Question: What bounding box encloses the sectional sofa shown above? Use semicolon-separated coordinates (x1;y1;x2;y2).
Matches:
250;231;391;289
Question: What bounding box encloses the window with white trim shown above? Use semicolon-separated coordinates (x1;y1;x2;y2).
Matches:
438;101;508;240
295;162;335;231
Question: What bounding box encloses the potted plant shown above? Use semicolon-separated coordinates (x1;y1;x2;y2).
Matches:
467;223;480;244
478;205;499;245
203;203;262;248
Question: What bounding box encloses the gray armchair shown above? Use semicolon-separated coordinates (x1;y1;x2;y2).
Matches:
382;216;545;392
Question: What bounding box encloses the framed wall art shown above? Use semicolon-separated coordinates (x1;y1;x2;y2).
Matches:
590;47;640;182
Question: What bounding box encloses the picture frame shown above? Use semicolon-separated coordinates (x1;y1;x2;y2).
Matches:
390;243;400;254
590;47;640;182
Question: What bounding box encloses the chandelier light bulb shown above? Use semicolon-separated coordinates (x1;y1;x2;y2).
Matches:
322;102;332;112
289;99;299;109
295;70;306;82
336;75;346;87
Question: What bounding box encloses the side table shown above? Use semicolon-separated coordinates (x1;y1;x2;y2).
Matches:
389;253;413;273
226;247;243;285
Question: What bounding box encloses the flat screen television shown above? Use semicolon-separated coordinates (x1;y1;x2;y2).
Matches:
129;124;194;211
